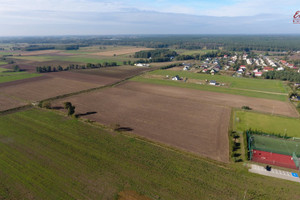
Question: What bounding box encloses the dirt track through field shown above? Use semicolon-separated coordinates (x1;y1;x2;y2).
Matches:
53;81;231;162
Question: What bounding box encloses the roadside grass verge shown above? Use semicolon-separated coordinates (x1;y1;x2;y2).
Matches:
1;109;300;199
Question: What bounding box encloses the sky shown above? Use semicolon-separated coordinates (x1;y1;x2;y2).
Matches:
0;0;299;36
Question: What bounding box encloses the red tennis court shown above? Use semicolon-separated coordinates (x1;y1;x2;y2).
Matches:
252;149;297;170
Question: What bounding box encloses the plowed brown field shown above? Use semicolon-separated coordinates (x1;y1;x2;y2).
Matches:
53;81;231;162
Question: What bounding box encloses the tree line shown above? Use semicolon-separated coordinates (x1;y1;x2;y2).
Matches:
263;71;300;82
36;62;118;73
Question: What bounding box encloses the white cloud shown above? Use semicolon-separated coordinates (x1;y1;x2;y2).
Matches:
0;0;126;12
202;0;299;17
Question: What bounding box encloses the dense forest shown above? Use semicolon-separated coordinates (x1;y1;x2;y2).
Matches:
1;35;300;52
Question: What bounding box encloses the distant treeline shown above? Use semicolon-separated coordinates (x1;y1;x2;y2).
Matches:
263;71;300;82
134;49;178;58
134;49;178;62
13;44;82;51
36;62;118;73
134;49;232;63
2;35;300;51
177;51;233;61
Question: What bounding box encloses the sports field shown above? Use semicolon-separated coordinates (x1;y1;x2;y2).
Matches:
234;111;300;137
2;109;300;199
250;134;300;156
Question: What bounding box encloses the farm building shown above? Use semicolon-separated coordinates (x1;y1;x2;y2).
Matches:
172;75;180;81
209;80;217;85
135;63;150;67
247;131;300;170
183;66;190;71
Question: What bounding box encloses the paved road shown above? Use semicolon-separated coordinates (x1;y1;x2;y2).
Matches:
249;164;300;183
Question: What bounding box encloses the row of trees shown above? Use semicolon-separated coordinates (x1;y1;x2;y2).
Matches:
13;44;80;51
134;49;178;59
36;62;119;73
263;71;300;82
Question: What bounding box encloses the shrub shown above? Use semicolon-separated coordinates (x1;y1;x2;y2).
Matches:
242;106;252;110
42;101;51;109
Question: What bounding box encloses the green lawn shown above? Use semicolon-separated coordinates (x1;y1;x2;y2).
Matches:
0;52;16;55
149;70;289;94
1;109;300;199
0;61;7;66
0;67;8;72
234;111;300;137
131;76;288;102
0;73;41;83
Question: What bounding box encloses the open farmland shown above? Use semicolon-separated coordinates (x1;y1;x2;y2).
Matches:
90;47;152;56
233;111;300;137
0;71;119;112
0;64;41;84
11;46;149;66
1;109;300;199
13;55;124;65
0;64;156;112
74;65;156;79
149;70;289;94
53;81;231;163
132;75;288;102
0;94;27;111
0;72;41;84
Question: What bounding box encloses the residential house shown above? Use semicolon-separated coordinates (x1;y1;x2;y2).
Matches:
254;72;263;77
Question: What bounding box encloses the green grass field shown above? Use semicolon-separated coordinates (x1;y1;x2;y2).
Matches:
131;76;288;101
1;109;300;199
234;111;300;137
0;67;9;72
0;73;40;83
149;70;289;94
0;72;41;83
0;61;7;66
